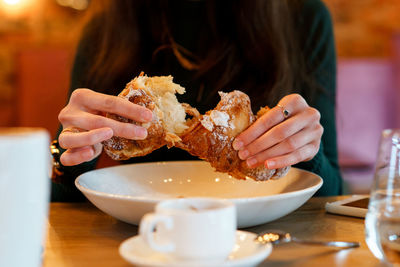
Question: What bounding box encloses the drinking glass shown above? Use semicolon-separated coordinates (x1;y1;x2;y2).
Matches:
365;129;400;265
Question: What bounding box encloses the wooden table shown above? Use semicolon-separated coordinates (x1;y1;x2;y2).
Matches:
43;196;386;267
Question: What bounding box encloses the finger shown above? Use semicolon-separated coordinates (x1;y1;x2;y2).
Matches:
60;146;95;166
277;94;309;115
238;109;317;160
233;94;308;150
244;124;322;167
264;142;320;169
65;111;148;140
92;143;103;158
59;127;113;149
232;107;286;151
70;89;153;122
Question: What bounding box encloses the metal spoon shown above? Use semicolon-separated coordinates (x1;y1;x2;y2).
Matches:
255;230;360;249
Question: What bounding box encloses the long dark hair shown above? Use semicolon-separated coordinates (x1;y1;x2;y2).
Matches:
79;0;315;109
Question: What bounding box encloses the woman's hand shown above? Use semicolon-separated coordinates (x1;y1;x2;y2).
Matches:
58;88;153;166
232;94;323;169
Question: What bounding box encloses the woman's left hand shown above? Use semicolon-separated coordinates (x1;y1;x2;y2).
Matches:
232;94;323;169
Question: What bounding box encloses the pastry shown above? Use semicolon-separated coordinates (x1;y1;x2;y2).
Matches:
176;91;290;181
102;72;199;160
103;73;289;180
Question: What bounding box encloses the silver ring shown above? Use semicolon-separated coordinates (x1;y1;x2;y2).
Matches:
277;104;290;119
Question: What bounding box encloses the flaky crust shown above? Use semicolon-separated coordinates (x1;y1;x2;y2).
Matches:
177;91;289;181
102;74;290;181
102;74;198;160
102;88;167;160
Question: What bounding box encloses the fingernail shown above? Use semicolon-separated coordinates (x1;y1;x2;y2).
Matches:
137;128;147;139
238;149;249;160
104;128;113;138
247;157;257;167
233;140;243;150
83;148;94;158
266;160;275;169
143;111;153;121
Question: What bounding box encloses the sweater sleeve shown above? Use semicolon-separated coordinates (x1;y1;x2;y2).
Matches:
293;0;343;196
51;24;100;202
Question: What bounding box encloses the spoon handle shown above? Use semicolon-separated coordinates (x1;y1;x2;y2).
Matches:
291;237;360;248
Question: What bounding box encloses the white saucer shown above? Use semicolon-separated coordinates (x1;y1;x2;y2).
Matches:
119;230;272;267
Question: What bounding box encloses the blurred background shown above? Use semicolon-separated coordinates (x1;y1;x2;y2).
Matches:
0;0;399;194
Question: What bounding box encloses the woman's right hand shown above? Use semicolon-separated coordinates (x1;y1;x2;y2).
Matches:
58;88;153;166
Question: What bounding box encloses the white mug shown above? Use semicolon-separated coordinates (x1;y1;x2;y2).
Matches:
139;198;236;262
0;128;50;267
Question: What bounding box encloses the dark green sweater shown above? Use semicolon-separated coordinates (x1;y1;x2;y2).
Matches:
52;0;343;202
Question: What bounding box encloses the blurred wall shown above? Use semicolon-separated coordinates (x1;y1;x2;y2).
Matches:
325;0;400;58
0;0;86;137
324;0;400;193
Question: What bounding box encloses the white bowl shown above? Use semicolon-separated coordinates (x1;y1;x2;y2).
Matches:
75;161;322;228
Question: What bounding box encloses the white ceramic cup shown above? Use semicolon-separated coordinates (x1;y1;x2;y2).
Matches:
0;128;50;267
139;198;236;262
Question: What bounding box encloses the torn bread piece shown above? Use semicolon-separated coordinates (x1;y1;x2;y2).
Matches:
102;72;199;160
176;91;290;181
103;73;289;181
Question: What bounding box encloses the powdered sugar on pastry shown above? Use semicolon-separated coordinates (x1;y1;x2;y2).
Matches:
200;110;231;133
200;115;214;132
177;89;290;182
103;73;291;182
210;110;229;128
